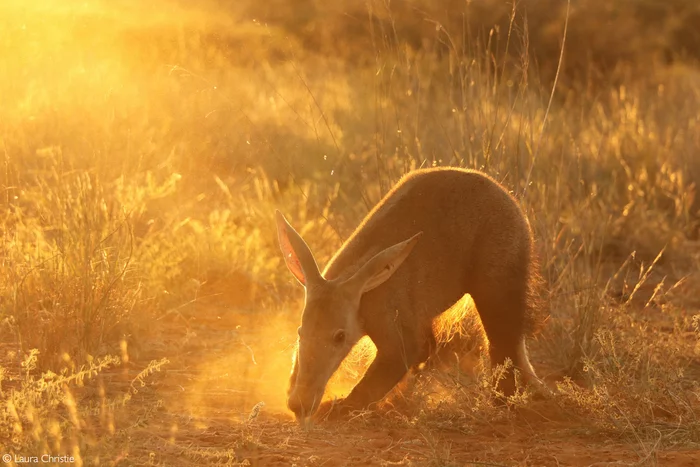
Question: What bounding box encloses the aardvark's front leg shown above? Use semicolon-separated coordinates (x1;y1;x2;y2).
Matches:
315;350;411;421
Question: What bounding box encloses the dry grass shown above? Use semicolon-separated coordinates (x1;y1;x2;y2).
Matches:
1;0;700;465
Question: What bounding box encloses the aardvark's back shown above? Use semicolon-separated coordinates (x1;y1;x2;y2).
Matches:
324;167;534;298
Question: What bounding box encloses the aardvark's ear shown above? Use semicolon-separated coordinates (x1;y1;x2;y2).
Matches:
347;232;423;293
275;210;322;287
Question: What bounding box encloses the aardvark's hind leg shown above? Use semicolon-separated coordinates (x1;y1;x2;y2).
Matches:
471;282;536;396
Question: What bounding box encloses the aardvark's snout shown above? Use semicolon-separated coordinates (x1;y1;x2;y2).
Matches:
287;387;321;421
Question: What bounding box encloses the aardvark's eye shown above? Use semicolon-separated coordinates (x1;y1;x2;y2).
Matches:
332;329;346;345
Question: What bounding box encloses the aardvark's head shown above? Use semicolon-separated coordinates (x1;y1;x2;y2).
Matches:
275;211;421;421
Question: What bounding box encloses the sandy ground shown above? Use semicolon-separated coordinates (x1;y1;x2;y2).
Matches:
99;303;700;467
